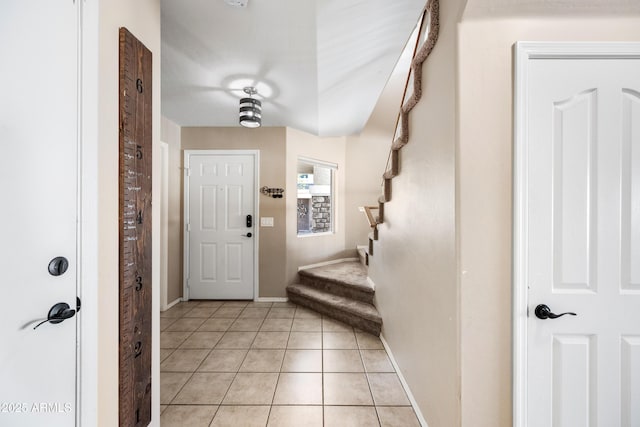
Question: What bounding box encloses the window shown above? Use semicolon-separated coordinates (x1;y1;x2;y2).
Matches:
296;157;337;236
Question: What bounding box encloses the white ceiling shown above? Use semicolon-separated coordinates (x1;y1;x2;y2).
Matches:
161;0;426;136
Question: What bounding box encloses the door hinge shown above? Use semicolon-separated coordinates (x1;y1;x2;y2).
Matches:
186;223;191;232
184;167;191;177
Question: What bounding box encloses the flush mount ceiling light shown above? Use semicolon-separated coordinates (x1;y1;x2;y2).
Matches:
239;86;262;128
224;0;248;8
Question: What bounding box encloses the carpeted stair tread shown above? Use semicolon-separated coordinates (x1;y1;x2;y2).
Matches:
287;283;381;324
298;261;373;293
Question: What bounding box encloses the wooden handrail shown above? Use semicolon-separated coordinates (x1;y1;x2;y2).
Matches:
362;206;379;228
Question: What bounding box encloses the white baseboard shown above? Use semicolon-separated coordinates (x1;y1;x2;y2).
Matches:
254;297;289;303
163;298;182;311
380;334;429;427
297;257;358;271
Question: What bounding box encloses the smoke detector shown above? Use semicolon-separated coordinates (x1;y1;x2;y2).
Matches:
224;0;248;7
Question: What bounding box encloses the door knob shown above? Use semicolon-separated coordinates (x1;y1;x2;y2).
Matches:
241;232;252;238
33;302;76;329
534;304;577;320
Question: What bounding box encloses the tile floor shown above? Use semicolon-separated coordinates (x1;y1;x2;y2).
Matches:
160;300;420;427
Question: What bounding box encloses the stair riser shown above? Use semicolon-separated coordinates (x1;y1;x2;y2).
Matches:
299;275;374;304
288;292;381;336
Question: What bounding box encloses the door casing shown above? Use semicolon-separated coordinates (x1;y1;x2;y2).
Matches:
512;41;640;426
183;149;260;301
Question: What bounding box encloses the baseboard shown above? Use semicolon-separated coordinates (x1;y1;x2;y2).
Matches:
380;334;429;427
297;257;358;271
254;297;289;303
163;298;182;311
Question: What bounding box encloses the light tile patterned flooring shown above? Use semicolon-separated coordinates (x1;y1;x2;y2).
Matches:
160;300;420;427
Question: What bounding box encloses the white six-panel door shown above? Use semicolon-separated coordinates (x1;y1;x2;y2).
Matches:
515;43;640;427
185;152;257;300
0;2;79;426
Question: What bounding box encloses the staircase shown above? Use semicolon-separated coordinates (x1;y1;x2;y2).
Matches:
286;260;382;336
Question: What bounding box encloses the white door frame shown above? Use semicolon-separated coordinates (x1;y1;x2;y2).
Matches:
513;41;640;426
79;1;99;425
160;142;169;310
183;149;260;301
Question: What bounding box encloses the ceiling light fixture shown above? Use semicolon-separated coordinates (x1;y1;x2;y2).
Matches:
224;0;248;8
239;86;262;128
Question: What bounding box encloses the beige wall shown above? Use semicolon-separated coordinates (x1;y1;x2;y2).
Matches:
161;116;183;305
457;16;640;427
344;64;408;250
97;0;161;425
285;128;349;285
181;127;288;298
366;0;465;426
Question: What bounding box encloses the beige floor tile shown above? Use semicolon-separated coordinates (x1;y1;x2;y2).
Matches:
246;301;273;307
161;349;209;372
160;372;191;404
161;331;192;349
183;307;219;318
228;317;264;332
212;307;244;318
239;307;270;318
273;373;323;405
361;350;394;372
355;333;384;350
367;373;410;406
179;331;224;349
178;301;203;308
287;332;322;349
195;300;224;308
324;406;380;427
294;308;322;319
197;318;234;332
281;349;322;372
323;349;364;372
252;331;290;349
173;372;235;405
222;372;279;405
160;404;218;427
165;317;207;332
322;317;354;332
161;317;177;331
160;404;167;414
198;349;248;372
222;301;250;308
260;318;293;332
210;405;270;427
324;373;373;406
376;406;421;427
161;305;194;318
240;349;285;372
160;348;174;363
215;331;257;349
292;317;322;332
267;308;296;319
272;301;297;308
267;405;323;427
323;332;358;349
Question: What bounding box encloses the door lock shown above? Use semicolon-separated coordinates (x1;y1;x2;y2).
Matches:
48;256;69;276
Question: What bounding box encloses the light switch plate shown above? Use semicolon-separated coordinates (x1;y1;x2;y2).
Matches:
260;217;274;227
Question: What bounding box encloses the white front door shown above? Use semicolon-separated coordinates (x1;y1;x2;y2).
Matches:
515;43;640;427
185;151;257;300
0;1;79;426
